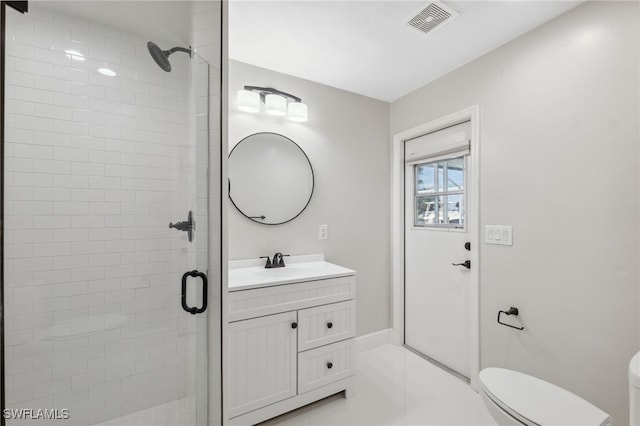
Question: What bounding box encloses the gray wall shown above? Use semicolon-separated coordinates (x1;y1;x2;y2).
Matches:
391;2;639;424
228;60;391;336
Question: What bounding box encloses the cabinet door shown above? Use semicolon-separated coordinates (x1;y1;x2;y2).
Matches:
228;311;298;419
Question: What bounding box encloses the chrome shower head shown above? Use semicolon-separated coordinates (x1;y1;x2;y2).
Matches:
147;41;192;73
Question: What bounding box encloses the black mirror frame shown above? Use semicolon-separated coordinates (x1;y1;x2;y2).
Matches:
228;132;315;226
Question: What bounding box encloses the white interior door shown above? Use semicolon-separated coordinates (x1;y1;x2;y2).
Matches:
404;122;472;379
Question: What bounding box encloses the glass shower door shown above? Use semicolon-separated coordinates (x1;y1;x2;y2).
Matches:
1;2;221;425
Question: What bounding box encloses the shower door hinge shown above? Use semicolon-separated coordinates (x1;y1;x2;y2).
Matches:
5;1;28;13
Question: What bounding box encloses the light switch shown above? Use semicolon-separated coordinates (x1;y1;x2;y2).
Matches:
485;225;513;246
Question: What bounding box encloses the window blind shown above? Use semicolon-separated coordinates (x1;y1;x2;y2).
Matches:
405;120;470;165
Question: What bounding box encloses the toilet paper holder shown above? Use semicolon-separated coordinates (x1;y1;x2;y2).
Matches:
497;307;524;330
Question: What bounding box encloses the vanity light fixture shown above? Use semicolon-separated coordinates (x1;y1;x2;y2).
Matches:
265;94;287;116
237;86;308;122
287;102;308;123
237;89;260;113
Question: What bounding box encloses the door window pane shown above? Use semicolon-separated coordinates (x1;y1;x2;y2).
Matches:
437;196;445;224
446;194;464;224
446;158;464;191
416;196;437;225
416;164;435;193
413;156;465;228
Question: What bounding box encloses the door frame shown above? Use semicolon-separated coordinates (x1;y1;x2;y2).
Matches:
391;105;480;390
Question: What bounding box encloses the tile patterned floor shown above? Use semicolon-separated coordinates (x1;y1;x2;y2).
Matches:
262;344;494;426
96;344;494;426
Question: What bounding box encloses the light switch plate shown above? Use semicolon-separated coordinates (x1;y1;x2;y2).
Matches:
485;225;512;245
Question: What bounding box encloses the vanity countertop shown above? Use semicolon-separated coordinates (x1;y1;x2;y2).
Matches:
228;254;356;291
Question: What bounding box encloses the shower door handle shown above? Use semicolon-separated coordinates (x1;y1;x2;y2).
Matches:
181;270;208;314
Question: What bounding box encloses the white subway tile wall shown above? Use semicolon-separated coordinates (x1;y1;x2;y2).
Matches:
3;4;208;425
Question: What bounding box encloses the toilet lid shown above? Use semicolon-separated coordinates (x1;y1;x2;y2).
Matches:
630;351;640;388
479;368;610;426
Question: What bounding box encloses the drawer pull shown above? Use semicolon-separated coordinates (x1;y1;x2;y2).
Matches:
326;362;333;369
327;322;333;329
291;322;298;329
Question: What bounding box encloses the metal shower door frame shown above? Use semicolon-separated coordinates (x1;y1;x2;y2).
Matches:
1;3;29;424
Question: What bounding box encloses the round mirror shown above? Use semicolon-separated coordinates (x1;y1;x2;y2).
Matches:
229;132;314;225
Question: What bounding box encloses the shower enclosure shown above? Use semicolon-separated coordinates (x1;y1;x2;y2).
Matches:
1;1;222;425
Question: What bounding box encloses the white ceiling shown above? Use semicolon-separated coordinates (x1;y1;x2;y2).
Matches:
229;1;582;102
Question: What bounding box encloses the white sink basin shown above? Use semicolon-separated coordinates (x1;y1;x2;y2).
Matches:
228;254;356;291
255;267;311;278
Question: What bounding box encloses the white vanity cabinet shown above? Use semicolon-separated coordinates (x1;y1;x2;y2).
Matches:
228;311;298;419
227;256;356;426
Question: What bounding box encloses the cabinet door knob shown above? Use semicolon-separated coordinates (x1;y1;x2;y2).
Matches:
327;322;333;329
291;322;297;329
326;362;333;369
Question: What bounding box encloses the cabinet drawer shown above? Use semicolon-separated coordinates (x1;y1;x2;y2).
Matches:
298;300;355;351
298;339;354;394
229;275;355;322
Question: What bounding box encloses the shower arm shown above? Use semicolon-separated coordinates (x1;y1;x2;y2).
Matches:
243;85;302;103
167;46;192;57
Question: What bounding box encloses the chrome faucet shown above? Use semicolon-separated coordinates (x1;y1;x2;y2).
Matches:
260;252;289;269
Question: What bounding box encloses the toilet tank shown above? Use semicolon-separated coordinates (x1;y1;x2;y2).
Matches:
630;351;640;426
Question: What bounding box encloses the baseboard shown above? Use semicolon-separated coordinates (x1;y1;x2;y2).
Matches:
226;377;354;425
355;328;392;353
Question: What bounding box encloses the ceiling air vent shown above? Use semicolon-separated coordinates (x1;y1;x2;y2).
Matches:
406;2;458;36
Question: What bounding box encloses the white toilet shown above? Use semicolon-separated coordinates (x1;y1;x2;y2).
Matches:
479;368;611;426
630;350;640;426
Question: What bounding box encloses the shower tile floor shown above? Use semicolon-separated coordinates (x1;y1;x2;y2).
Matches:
262;343;494;426
96;397;195;426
